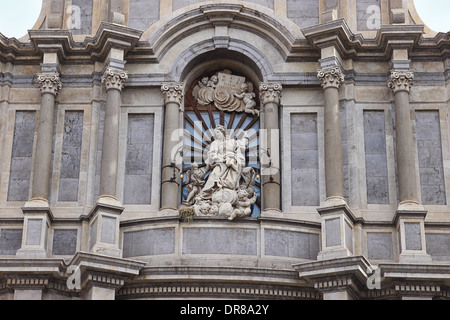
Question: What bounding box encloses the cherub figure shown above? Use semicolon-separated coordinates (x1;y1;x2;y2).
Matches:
234;82;259;116
182;162;206;205
228;186;257;221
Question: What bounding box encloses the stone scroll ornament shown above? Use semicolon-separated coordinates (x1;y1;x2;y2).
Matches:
192;70;260;116
181;125;258;221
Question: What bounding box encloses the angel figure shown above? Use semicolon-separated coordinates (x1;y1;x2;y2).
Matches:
182;162;206;205
234;82;259;116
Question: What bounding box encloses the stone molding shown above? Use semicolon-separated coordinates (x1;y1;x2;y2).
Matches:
259;83;282;105
101;67;128;91
317;66;345;89
37;73;62;96
388;69;414;93
161;82;184;106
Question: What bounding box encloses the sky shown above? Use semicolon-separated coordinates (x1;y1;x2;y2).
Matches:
0;0;449;39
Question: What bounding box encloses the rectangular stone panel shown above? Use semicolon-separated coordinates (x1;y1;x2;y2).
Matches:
367;232;394;260
124;114;154;205
8;111;36;201
89;217;98;249
58;111;84;202
290;113;319;206
426;233;450;261
26;219;42;246
183;228;257;255
128;0;160;31
52;229;78;255
363;111;389;204
325;218;340;247
71;0;93;35
93;101;105;201
415;111;446;205
0;229;23;255
264;229;319;259
100;216;116;244
345;221;353;253
356;0;381;31
287;0;319;28
404;222;422;251
122;228;175;257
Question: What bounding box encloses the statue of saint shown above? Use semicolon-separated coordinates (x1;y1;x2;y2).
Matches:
199;125;247;200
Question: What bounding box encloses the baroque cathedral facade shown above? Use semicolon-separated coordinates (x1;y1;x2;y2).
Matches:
0;0;449;300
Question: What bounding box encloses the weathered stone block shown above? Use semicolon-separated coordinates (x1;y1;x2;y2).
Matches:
123;228;175;257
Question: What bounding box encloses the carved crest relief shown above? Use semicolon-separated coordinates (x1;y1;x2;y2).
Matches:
192;70;259;116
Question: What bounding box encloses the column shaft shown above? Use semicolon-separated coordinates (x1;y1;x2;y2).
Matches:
323;85;345;199
31;73;62;201
100;88;121;197
161;83;183;210
388;70;419;205
99;67;128;198
259;83;282;211
317;67;345;201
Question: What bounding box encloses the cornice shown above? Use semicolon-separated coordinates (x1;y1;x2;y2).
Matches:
27;22;143;64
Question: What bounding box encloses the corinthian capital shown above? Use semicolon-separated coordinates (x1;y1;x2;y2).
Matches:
102;67;128;91
388;69;414;94
37;73;62;96
317;67;345;89
259;83;282;105
161;82;184;105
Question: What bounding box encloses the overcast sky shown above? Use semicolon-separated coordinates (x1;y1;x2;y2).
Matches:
0;0;449;39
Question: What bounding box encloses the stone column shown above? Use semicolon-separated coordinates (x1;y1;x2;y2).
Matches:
387;69;419;207
388;69;431;263
99;67;128;200
160;82;183;211
31;73;62;202
317;66;345;204
259;83;282;212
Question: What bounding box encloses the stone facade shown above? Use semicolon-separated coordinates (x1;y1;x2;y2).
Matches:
0;0;449;300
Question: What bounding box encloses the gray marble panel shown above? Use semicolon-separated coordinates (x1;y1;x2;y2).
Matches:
290;113;319;206
26;219;42;246
8;111;36;201
325;218;340;247
128;0;160;31
183;228;257;255
415;111;446;205
404;222;422;251
426;233;450;261
363;111;389;204
367;232;393;260
52;229;78;255
124;114;154;205
123;228;175;257
264;229;319;259
89;217;98;249
71;0;93;35
0;229;23;255
287;0;319;28
356;0;381;31
58;111;84;202
100;216;116;244
345;221;353;253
